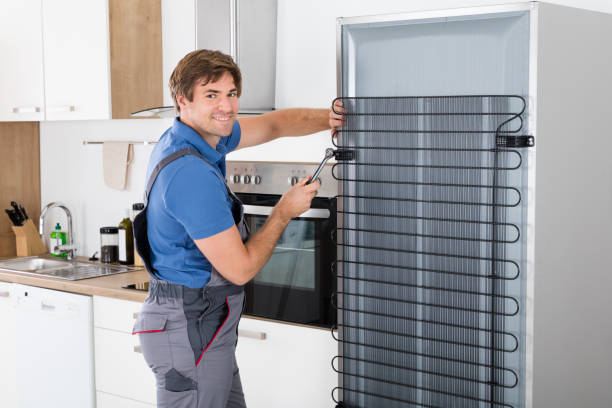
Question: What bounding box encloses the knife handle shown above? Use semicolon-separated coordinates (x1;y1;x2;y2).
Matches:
5;209;18;226
19;205;28;220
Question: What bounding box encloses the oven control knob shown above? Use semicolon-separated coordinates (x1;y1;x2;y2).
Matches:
231;174;241;184
242;175;252;184
288;176;299;186
253;175;262;185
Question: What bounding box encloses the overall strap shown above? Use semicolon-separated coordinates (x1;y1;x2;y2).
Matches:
144;148;227;205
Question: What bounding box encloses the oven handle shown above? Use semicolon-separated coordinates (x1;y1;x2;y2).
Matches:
243;205;330;219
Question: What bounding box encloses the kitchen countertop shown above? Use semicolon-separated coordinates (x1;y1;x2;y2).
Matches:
0;255;149;302
0;255;335;331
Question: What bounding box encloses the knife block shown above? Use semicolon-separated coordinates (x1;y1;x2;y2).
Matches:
12;219;48;256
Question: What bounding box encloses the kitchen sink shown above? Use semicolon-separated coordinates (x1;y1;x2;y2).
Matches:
0;256;130;280
0;257;70;272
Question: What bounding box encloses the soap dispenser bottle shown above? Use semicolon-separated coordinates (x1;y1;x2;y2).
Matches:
50;222;67;258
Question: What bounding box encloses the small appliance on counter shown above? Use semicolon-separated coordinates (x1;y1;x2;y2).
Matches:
99;227;119;263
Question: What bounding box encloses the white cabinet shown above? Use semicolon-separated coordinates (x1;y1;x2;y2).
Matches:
93;296;156;406
0;0;45;121
41;0;111;120
235;317;337;408
0;282;17;408
93;296;337;407
0;0;110;121
14;284;95;408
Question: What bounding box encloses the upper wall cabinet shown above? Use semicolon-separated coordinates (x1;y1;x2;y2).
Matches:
42;0;111;120
0;0;162;121
0;0;45;121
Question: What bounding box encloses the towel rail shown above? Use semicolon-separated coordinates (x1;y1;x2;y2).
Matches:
82;140;157;145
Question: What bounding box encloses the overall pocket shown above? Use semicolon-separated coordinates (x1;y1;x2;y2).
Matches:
134;313;197;407
133;313;171;373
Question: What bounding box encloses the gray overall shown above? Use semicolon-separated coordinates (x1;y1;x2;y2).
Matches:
132;148;249;408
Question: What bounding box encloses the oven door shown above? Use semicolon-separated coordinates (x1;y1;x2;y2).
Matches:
237;193;336;328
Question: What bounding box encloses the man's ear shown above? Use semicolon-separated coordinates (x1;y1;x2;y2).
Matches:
176;94;188;109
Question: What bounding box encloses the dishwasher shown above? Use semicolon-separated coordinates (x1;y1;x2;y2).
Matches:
13;284;95;408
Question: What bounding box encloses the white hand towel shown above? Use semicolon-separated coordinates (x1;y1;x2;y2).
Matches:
103;142;134;190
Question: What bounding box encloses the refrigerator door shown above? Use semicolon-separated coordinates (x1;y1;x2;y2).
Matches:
335;8;532;408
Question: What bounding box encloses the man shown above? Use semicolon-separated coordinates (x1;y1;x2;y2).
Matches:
132;49;344;408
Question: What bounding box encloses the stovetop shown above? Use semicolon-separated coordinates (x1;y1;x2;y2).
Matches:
122;281;149;291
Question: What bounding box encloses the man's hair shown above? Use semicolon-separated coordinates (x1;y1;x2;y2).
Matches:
169;49;242;114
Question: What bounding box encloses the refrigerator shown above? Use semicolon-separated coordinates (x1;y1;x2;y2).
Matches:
333;2;612;408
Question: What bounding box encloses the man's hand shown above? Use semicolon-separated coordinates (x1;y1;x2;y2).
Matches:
329;99;346;137
274;177;320;222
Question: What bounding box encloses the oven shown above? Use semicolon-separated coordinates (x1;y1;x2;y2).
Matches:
226;161;336;328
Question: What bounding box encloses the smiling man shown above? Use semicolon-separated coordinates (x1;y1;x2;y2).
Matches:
132;49;344;408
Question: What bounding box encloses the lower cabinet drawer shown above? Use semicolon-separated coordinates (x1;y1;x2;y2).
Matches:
93;295;142;333
96;391;155;408
94;327;157;405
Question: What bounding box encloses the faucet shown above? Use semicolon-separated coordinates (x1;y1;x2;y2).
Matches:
40;202;77;260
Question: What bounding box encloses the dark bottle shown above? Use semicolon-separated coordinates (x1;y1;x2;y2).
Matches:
118;210;134;265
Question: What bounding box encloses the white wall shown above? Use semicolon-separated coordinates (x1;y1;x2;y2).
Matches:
40;0;612;256
40;119;171;257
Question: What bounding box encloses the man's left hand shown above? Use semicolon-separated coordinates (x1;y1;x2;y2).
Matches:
329;99;346;137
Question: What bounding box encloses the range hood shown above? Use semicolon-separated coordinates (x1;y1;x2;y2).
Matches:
131;106;175;118
132;0;277;118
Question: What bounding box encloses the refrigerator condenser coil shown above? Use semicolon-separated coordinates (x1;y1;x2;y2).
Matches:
331;95;532;408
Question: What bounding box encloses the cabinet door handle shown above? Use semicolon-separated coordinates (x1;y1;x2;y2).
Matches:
133;312;139;319
0;291;9;298
12;106;41;113
47;105;76;113
41;302;56;311
238;329;267;340
134;345;142;353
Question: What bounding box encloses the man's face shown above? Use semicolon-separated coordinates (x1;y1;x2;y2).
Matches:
178;71;239;142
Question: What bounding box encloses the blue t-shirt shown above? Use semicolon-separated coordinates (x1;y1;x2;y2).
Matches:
145;118;241;288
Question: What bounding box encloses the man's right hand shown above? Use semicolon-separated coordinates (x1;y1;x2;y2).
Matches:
274;177;320;222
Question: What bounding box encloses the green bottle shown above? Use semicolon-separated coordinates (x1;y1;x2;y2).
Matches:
50;222;67;258
118;210;134;265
